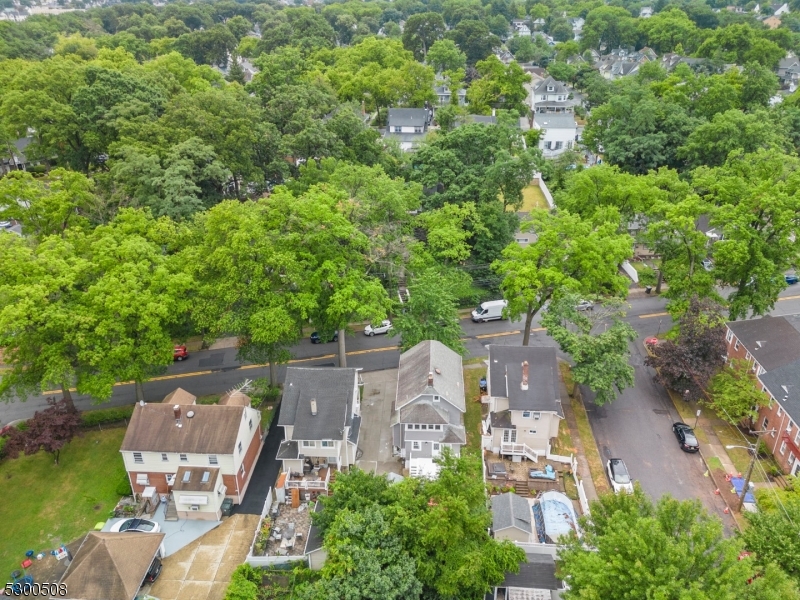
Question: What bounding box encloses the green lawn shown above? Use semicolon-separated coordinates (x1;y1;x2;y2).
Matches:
0;428;127;579
519;184;549;212
463;368;486;456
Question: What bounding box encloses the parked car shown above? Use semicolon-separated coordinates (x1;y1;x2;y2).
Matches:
0;221;11;229
575;300;594;311
311;331;339;344
672;422;700;453
110;518;161;533
786;274;799;285
364;320;392;336
145;557;162;583
702;259;713;271
472;300;507;322
173;345;189;361
606;458;634;494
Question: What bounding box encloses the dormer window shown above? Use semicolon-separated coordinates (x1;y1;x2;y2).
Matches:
547;86;554;92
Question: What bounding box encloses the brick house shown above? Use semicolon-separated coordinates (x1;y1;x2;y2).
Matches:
120;388;263;504
724;316;800;474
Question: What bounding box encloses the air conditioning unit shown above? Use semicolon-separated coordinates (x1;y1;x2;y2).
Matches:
190;505;200;511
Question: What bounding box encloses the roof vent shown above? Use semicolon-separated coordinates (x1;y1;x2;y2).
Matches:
428;372;434;387
310;399;318;416
187;411;195;418
435;368;441;375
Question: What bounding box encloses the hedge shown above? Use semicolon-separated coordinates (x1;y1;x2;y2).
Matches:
81;405;135;427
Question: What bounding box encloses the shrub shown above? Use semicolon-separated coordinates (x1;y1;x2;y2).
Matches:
224;564;262;600
81;406;134;427
116;475;132;497
0;435;6;458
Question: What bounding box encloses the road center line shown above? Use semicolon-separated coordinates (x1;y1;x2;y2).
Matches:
639;312;669;319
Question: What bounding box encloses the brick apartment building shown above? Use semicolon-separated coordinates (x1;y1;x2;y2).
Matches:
724;316;800;475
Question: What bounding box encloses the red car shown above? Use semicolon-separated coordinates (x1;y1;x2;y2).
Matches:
173;345;189;361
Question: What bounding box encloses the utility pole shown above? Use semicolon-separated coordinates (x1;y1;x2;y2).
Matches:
735;430;775;513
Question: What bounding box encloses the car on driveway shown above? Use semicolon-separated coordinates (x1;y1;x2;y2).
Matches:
786;274;799;285
364;320;392;336
145;557;162;583
606;458;634;493
110;518;161;533
576;300;594;311
173;345;189;361
311;331;339;344
702;259;713;271
672;422;700;453
0;221;11;229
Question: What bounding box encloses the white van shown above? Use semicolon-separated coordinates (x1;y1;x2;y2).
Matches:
472;300;507;322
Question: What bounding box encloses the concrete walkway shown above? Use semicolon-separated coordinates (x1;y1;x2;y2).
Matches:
143;513;260;600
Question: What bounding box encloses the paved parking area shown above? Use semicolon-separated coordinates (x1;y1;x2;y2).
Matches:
143;514;259;600
356;369;402;476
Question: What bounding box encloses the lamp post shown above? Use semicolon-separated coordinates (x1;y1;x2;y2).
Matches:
694;409;701;429
727;429;775;512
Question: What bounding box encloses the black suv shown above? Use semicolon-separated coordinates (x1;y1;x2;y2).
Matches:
673;423;700;453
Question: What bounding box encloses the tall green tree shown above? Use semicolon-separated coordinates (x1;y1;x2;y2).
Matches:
402;12;446;60
466;55;531;115
427;38;467;73
706;359;770;425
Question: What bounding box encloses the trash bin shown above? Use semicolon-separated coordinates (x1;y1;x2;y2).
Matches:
221;498;233;517
645;286;652;294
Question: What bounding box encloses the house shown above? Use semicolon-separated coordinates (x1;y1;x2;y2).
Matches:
485;345;564;461
57;532;165;600
384;108;432;152
570;17;584;40
489;552;566;599
772;2;790;15
172;466;226;520
640;6;654;17
695;213;723;244
778;55;800;91
533;113;578;158
492;492;534;543
660;53;714;74
434;84;467;106
725;316;800;475
532;76;573;114
764;15;782;28
1;137;35;175
392;340;466;478
511;19;531;36
496;49;515;64
276;367;361;497
596;47;656;80
120;388;263;505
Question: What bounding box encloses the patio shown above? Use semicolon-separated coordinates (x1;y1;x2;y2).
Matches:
258;502;314;558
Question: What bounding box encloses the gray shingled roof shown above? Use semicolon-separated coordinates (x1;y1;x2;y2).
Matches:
400;402;449;424
441;425;466;444
500;553;561;591
727;317;800;371
533;114;576;130
304;501;325;555
488;346;563;416
534;76;568;95
396;340;465;412
387;108;428;127
492;492;532;533
760;359;800;422
277;440;298;460
280;367;357;440
491;410;514;429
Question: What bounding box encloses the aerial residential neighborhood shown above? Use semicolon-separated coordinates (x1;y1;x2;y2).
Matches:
3;0;800;598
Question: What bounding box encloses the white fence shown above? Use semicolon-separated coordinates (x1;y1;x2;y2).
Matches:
244;488;311;568
571;456;591;516
546;443;572;465
621;260;639;283
535;174;555;209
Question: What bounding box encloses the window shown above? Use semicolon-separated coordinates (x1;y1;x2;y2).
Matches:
557;95;563;101
302;441;316;448
248;419;253;430
209;455;218;465
393;126;401;133
180;454;188;462
794;429;800;446
161;453;169;462
529;429;537;435
758;366;765;376
414;126;423;133
238;441;243;454
763;417;769;431
433;395;440;403
421;424;427;430
544;141;552;150
567;141;573;149
414;424;421;430
516;237;529;243
778;406;783;418
781;441;787;455
734;340;740;350
321;441;334;448
555;141;563;150
433;443;440;451
533;412;541;420
412;441;421;451
522;411;532;418
133;452;144;464
788;421;795;435
726;329;733;342
406;424;413;430
239;464;245;477
502;429;517;443
434;425;442;431
745;351;751;361
547;85;554;92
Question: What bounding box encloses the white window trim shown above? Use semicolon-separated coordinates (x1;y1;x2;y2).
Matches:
412;441;421;451
209;455;218;465
726;329;733;342
745;351;751;361
522;411;532;418
180;454;188;462
321;441;334;448
781;441;787;455
529;429;537;435
302;441;315;448
133;452;144;464
734;340;740;350
533;412;541;420
161;453;168;462
238;441;243;454
778;406;784;417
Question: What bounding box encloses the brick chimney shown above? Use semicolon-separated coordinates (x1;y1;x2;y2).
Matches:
173;404;182;428
521;361;529;391
427;372;434;387
310;399;317;416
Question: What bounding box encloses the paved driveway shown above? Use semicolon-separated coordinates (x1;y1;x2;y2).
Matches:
235;403;283;515
582;341;736;532
355;369;402;476
143;514;259;600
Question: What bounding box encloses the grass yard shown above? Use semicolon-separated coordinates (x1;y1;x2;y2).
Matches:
519;184;549;212
0;428;127;579
463;367;487;456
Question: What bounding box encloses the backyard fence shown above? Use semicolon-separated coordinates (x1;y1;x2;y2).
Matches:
245;488;309;568
535;174;555;209
571;455;591;516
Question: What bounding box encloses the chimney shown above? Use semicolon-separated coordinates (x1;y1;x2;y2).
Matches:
310;399;318;416
427;372;434;387
521;361;529;391
173;404;182;427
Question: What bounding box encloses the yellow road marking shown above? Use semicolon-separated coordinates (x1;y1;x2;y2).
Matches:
476;330;520;339
779;294;800;302
639;312;669;319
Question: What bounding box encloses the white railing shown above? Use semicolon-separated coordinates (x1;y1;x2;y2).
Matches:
546;444;573;465
285;467;331;490
501;442;539;462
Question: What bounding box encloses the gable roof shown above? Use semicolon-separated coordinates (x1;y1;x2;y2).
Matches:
533;113;577;130
59;532;164;600
727;317;800;371
396;340;465;412
121;403;246;454
760;359;800;422
163;388;196;405
400;402;450;424
492;492;532;533
219;390;251;406
387;108;428;127
488;345;563;416
500;553;562;591
279;367;357;440
172;466;219;492
534;76;567;95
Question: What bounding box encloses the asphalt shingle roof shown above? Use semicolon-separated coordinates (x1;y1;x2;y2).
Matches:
533;113;576;130
760;359;800;422
534;76;568;95
387;108;428;127
727;317;800;371
488;346;563;416
492;492;532;533
396;340;465;412
501;553;562;591
279;367;358;441
400;402;450;424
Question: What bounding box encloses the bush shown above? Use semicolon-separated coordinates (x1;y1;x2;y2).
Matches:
81;405;135;427
638;266;657;287
116;475;132;497
0;435;6;458
224;564;262;600
16;421;28;432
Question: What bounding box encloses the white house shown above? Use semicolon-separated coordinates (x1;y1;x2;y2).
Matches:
384;108;432;152
533;113;578;158
532;76;573;113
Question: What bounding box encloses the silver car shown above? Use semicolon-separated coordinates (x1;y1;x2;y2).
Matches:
576;300;594;311
364;319;392;336
606;458;634;494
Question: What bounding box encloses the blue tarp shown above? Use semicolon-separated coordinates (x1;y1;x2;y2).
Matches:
730;477;756;504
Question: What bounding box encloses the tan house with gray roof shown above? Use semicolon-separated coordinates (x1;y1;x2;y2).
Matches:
392;340;466;478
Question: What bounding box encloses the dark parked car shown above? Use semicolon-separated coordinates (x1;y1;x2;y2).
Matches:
673;422;700;453
311;331;339;344
786;275;799;285
145;557;162;583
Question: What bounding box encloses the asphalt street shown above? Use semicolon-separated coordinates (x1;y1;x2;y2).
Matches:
2;288;800;518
